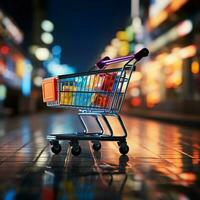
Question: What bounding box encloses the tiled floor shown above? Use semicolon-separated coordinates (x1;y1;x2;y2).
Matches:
0;112;200;199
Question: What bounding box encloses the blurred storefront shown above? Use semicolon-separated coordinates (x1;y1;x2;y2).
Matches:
0;9;32;116
99;0;200;118
128;0;200;116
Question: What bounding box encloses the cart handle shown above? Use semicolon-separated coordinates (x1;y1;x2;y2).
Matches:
95;48;149;69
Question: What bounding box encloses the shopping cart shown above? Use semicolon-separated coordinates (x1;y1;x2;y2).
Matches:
42;48;149;156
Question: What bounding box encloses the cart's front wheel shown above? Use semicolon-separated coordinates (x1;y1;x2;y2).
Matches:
71;145;81;156
119;143;129;155
51;143;62;155
92;142;101;151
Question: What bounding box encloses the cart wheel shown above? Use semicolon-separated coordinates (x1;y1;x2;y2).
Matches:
71;145;81;156
92;142;101;151
119;143;129;155
51;143;62;155
117;141;121;146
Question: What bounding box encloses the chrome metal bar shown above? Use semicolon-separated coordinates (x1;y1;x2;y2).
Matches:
111;70;127;111
119;62;136;113
94;115;104;135
113;114;127;137
79;115;88;133
102;115;113;137
79;113;104;135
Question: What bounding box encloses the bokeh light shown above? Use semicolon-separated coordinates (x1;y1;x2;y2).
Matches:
41;20;54;32
41;32;54;44
35;48;50;61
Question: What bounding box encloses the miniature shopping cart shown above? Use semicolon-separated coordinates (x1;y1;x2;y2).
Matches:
42;48;149;156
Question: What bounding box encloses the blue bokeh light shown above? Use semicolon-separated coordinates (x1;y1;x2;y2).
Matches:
52;45;62;55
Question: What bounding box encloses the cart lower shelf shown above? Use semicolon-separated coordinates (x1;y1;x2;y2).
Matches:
47;133;129;156
47;133;126;141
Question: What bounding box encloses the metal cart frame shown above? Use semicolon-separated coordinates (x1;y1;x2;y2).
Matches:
43;48;149;156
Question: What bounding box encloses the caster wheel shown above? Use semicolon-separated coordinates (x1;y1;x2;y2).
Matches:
92;142;101;151
117;141;121;146
119;143;129;155
71;145;81;156
51;143;62;155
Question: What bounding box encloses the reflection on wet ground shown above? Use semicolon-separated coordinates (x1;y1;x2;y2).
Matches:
0;112;200;199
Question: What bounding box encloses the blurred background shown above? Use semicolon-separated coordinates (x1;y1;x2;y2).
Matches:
0;0;200;119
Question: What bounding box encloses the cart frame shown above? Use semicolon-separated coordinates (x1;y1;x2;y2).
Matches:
44;48;149;156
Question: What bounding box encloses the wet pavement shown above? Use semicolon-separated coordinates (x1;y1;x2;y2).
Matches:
0;112;200;200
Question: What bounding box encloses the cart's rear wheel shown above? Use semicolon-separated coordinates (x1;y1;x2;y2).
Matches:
119;143;129;155
51;143;62;155
71;145;81;156
92;142;101;151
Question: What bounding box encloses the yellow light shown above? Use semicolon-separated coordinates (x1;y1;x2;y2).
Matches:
148;0;188;30
191;61;199;74
164;54;177;65
172;47;180;53
104;45;117;58
35;48;50;61
146;92;160;108
174;77;182;86
130;88;140;97
171;0;188;12
165;74;182;88
100;52;107;59
180;173;196;183
155;53;167;63
116;31;128;41
131;71;142;82
111;38;121;48
148;10;168;29
178;45;196;59
118;41;129;56
33;76;43;87
16;57;24;78
29;45;39;54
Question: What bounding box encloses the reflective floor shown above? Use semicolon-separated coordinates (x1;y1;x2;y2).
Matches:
0;112;200;200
